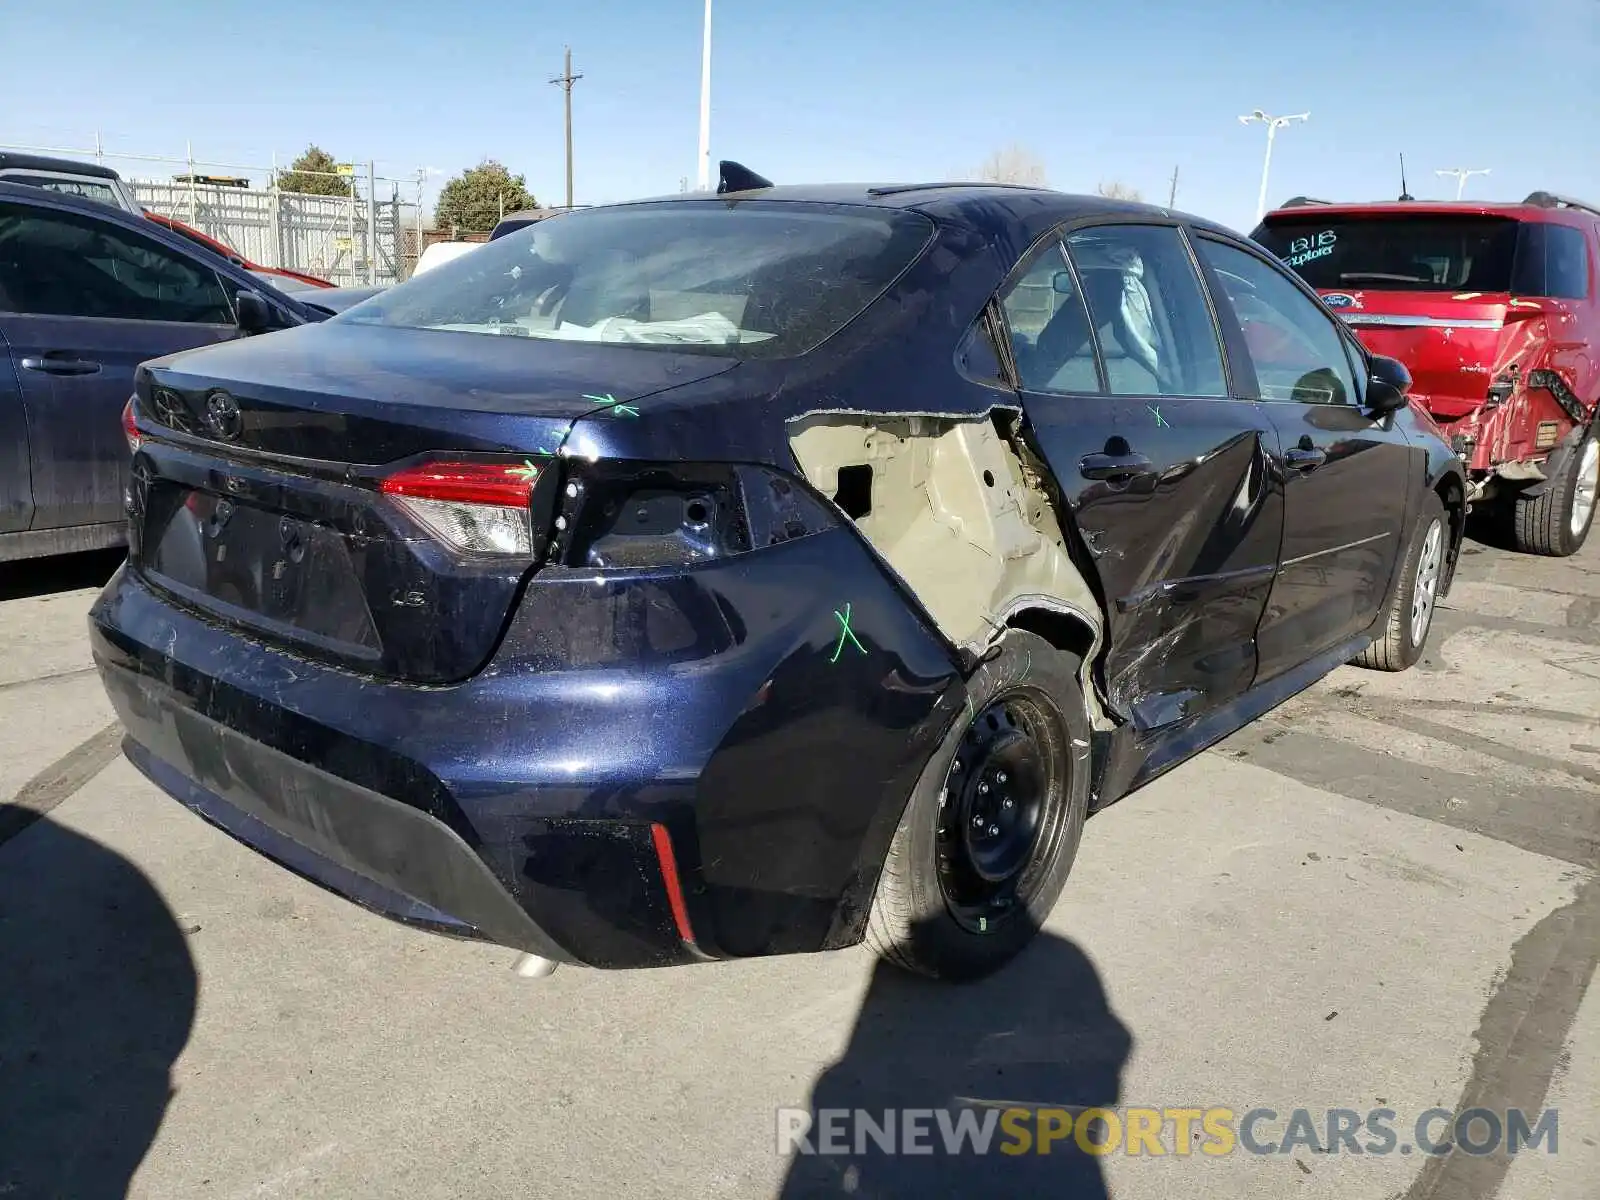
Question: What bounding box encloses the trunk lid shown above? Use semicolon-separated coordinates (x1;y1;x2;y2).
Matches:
129;322;737;683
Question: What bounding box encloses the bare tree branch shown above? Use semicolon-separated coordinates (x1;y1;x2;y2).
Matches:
973;146;1049;187
1095;180;1144;202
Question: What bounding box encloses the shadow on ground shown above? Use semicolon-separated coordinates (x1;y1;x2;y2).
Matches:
0;548;125;603
0;803;197;1199
1463;505;1519;555
781;925;1131;1199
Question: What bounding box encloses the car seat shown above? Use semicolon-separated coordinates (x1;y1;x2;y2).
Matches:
1027;290;1098;392
1080;267;1161;394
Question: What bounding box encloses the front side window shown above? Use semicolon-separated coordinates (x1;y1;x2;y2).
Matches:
0;202;235;322
341;201;935;359
1063;224;1228;397
1000;240;1100;393
1198;238;1358;406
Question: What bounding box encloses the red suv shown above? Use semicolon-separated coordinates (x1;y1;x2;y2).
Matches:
1255;193;1600;555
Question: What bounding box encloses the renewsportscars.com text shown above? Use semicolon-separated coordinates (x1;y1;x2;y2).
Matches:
776;1106;1559;1158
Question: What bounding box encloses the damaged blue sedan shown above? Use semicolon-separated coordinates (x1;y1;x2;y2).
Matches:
89;164;1466;980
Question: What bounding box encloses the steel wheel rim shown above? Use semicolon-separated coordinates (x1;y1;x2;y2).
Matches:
1411;518;1443;647
1571;440;1599;538
935;692;1068;933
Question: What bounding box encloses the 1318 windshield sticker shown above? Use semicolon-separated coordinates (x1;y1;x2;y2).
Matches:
1284;230;1336;268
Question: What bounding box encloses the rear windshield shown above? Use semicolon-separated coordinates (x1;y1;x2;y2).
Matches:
1255;216;1519;292
342;201;935;358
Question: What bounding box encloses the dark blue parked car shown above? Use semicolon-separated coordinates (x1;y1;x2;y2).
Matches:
89;165;1466;980
0;183;372;563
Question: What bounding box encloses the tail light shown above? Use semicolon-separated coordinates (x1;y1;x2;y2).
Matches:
380;459;557;557
122;398;141;452
552;462;837;568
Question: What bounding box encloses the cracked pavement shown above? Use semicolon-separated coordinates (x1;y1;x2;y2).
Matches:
0;532;1595;1199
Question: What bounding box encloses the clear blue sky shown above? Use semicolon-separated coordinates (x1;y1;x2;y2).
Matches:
2;0;1595;232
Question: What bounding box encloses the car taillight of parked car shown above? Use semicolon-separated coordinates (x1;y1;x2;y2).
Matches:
122;398;141;453
380;459;558;557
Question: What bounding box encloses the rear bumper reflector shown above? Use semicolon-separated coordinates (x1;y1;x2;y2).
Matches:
650;822;697;947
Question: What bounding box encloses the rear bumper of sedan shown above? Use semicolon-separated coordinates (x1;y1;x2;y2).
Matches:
89;528;964;968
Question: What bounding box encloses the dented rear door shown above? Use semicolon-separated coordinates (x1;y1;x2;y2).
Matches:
1002;223;1283;732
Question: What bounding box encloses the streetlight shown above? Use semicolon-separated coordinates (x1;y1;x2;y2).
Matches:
1239;109;1309;223
1436;167;1491;200
696;0;713;191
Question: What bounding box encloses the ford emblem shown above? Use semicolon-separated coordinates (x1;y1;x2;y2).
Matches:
1323;292;1361;310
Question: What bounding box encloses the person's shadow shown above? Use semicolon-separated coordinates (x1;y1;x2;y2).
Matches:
0;803;198;1199
781;923;1131;1199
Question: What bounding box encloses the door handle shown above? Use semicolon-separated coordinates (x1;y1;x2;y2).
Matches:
1284;447;1327;472
20;354;101;376
1080;451;1155;482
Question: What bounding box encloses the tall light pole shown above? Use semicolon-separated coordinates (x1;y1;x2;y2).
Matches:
696;0;713;191
1436;167;1491;200
1239;109;1309;223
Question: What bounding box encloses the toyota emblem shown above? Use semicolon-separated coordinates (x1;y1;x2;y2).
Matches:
203;391;243;441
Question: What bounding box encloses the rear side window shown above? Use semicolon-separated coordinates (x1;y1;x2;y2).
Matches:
1256;216;1519;292
0;172;122;208
1198;238;1358;406
342;201;935;359
0;201;235;322
1512;223;1591;299
1063;224;1228;398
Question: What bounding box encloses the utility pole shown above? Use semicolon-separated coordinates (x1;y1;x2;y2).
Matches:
1167;164;1179;209
1436;167;1491;200
697;0;713;190
550;46;583;208
1238;109;1309;223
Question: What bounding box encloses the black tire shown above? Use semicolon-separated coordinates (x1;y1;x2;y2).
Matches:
1513;428;1599;557
1353;490;1447;672
865;631;1091;981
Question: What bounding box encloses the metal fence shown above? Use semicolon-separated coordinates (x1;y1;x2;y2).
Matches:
132;180;418;287
1;139;426;286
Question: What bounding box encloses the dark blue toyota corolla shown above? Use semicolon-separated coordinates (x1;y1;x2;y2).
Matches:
90;166;1467;980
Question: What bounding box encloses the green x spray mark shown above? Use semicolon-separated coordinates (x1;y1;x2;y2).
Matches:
505;460;542;483
583;392;640;418
1147;405;1171;429
830;602;868;663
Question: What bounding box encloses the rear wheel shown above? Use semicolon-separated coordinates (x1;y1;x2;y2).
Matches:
1513;429;1598;556
865;631;1090;981
1354;491;1446;672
